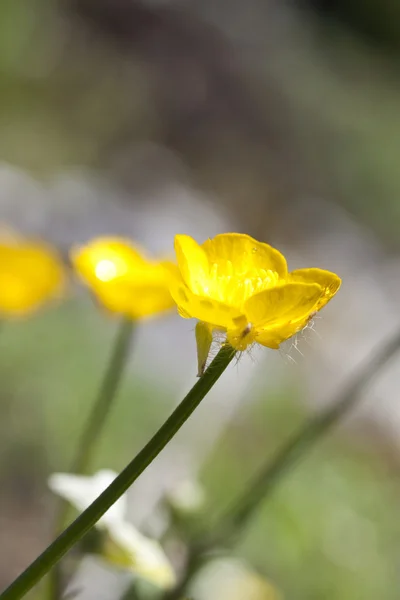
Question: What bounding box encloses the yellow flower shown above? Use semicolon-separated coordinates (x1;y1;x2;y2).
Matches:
71;237;176;319
169;233;341;357
0;229;65;317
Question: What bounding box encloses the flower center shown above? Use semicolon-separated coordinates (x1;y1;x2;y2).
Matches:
207;262;280;307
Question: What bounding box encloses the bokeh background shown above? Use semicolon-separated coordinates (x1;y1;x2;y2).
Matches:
2;0;400;598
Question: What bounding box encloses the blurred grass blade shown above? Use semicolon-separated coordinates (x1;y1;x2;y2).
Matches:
0;344;236;600
218;328;400;539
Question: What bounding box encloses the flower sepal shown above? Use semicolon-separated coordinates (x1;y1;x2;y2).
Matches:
195;321;213;376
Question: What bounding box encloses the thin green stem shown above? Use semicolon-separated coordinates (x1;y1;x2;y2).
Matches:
0;344;236;600
50;318;134;599
71;318;134;475
217;328;400;540
166;328;400;600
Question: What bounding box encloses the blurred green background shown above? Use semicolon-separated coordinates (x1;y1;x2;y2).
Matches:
2;1;400;599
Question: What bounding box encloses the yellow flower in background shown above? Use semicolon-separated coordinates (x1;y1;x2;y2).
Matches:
71;237;176;319
169;233;341;361
0;229;65;317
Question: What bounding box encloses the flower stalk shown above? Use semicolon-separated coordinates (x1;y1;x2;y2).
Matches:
0;344;236;600
50;318;134;599
71;318;134;476
218;328;400;540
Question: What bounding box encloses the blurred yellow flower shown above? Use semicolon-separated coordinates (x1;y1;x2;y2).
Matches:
0;230;65;317
169;233;341;355
71;237;176;319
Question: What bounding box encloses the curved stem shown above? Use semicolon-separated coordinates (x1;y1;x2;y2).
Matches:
166;328;400;600
0;344;236;600
217;328;400;540
50;318;134;599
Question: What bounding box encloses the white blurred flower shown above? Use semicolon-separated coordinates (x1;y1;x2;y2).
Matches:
49;469;126;527
191;558;281;600
103;521;176;589
48;469;176;589
166;478;206;514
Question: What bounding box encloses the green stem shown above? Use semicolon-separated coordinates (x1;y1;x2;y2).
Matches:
71;318;134;475
217;328;400;540
50;318;134;599
166;328;400;600
0;344;236;600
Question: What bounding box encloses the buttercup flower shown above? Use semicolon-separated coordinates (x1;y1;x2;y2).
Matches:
49;470;176;589
0;228;65;317
71;237;175;319
169;233;341;365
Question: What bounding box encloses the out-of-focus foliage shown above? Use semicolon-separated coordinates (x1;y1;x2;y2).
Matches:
303;0;400;51
202;391;400;600
3;307;400;599
3;0;400;244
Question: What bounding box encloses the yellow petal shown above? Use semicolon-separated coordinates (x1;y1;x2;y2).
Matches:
202;233;287;278
254;271;341;348
94;279;174;319
256;319;307;348
174;234;210;295
0;240;65;316
228;280;326;347
195;321;213;376
289;268;341;309
244;282;323;327
168;266;242;329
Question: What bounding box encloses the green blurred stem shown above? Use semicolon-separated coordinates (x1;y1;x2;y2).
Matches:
166;328;400;600
0;344;236;600
71;318;134;476
218;329;400;539
50;317;134;599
